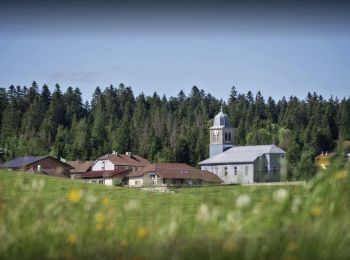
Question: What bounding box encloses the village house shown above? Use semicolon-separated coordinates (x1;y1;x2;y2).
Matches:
315;152;337;169
66;160;95;179
0;156;73;178
82;151;151;185
91;151;150;172
199;108;286;184
127;163;223;187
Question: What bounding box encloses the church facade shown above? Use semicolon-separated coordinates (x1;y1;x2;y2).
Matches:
199;107;286;184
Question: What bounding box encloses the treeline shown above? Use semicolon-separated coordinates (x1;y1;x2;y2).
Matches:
0;82;350;172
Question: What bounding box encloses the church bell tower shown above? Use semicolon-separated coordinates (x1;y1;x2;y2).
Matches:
209;106;234;158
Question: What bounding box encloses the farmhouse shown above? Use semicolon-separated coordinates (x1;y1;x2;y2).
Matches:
91;152;150;173
78;152;151;185
128;163;223;187
199;108;286;184
0;156;73;178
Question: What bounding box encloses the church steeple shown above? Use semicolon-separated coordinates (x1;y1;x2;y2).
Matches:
209;107;234;158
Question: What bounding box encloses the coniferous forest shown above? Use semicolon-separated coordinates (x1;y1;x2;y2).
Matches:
0;82;349;177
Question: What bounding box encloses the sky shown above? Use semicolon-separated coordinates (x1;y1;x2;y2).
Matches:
1;0;350;102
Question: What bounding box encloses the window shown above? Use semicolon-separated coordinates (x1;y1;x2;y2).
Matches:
135;180;140;185
234;166;237;175
224;166;228;176
245;166;249;176
102;161;105;171
98;180;104;184
228;132;231;141
225;132;228;141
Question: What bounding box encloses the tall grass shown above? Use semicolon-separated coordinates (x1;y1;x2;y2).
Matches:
0;159;349;259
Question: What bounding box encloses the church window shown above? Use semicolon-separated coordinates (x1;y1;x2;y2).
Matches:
224;167;228;176
225;132;228;141
234;166;237;175
228;132;231;141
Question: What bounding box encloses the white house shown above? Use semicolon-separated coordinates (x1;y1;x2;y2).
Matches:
83;152;150;186
199;108;286;184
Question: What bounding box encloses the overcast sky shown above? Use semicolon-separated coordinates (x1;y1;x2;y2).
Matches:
1;0;350;102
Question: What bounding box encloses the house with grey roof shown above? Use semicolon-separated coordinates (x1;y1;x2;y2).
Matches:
199;108;286;184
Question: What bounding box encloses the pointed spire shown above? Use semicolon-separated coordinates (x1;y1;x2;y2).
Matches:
220;105;223;112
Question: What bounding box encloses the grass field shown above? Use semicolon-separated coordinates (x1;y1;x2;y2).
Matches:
0;159;349;259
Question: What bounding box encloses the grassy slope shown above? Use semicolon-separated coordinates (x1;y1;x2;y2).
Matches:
0;164;350;259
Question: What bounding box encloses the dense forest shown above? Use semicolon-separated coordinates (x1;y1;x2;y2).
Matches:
0;82;349;176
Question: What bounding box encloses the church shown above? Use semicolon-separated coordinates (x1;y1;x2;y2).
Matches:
199;107;286;184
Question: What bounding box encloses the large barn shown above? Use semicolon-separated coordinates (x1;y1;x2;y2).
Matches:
199;108;286;184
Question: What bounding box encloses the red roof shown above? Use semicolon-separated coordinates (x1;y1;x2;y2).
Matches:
80;169;129;178
128;163;222;183
95;153;150;167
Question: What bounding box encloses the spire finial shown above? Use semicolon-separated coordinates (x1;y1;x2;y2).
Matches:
220;105;223;112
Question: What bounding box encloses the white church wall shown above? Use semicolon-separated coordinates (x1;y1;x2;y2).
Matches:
201;163;254;184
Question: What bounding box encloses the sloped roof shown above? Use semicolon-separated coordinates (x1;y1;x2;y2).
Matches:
315;152;337;159
1;156;50;168
95;153;150;167
80;169;129;178
199;145;286;165
128;163;222;183
67;160;94;173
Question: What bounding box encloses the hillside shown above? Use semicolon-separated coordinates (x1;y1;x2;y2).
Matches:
0;163;350;259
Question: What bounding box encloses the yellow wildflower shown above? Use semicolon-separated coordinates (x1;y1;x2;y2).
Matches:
95;212;106;223
310;207;321;217
67;189;82;203
67;233;77;244
136;228;147;239
287;242;297;252
102;196;110;206
96;223;103;230
222;239;237;252
335;171;347;180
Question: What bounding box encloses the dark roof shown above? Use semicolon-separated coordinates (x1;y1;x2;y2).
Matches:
128;163;223;183
315;152;337;159
0;156;74;169
67;160;94;173
94;153;150;167
1;156;50;168
80;169;130;178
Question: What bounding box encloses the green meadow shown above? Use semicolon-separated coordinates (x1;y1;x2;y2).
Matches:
0;160;349;260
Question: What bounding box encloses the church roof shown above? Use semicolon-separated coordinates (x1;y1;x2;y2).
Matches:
199;145;286;165
210;106;232;129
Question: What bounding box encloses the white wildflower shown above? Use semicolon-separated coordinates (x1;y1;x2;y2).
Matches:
273;188;289;203
236;194;251;208
124;200;140;211
291;196;302;213
196;204;210;223
168;221;178;236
